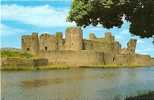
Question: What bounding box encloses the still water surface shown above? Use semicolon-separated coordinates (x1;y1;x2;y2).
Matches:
1;67;154;100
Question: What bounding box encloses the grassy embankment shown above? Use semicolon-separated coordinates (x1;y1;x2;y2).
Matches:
1;64;71;71
80;64;151;69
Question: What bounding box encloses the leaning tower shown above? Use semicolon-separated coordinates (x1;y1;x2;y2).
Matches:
64;27;83;51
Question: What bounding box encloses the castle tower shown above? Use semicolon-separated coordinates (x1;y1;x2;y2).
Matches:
22;32;39;55
65;27;83;51
31;33;39;54
39;33;57;51
127;39;137;54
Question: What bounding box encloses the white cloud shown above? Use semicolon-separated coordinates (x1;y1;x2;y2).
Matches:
0;23;26;36
1;4;75;28
120;29;129;35
136;48;154;55
85;26;105;32
137;39;145;44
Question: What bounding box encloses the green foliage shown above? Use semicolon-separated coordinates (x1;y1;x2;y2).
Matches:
55;32;62;40
0;50;33;58
68;0;154;38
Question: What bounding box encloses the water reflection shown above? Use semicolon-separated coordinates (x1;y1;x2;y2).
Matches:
1;67;154;100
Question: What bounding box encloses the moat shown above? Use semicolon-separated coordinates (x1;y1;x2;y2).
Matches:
2;67;154;100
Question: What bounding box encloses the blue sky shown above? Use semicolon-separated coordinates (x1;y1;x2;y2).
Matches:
0;0;154;57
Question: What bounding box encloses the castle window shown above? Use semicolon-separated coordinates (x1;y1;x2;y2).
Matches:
45;46;48;51
27;48;30;51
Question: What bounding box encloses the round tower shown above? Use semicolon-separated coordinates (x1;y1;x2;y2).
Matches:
65;27;83;51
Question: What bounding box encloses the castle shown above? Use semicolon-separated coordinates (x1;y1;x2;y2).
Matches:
21;27;154;66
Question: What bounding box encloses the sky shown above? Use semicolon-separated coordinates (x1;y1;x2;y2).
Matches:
0;0;154;57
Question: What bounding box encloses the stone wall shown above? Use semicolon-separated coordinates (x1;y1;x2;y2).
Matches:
1;57;34;67
38;50;105;66
133;54;153;66
1;57;48;67
33;58;48;66
114;54;134;65
113;54;153;66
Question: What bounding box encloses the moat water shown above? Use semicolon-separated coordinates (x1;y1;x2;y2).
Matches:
1;67;154;100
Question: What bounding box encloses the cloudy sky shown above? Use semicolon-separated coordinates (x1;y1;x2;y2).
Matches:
1;0;154;57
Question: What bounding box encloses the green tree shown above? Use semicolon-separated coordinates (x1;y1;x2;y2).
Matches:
67;0;154;39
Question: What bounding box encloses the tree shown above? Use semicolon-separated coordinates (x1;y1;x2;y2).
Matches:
67;0;154;39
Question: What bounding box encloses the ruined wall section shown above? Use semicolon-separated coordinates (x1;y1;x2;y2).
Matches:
120;39;137;55
65;27;83;51
85;32;121;53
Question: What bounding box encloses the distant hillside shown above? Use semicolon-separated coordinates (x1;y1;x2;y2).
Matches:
0;48;22;51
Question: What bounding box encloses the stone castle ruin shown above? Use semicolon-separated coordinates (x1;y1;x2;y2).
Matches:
22;27;154;66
